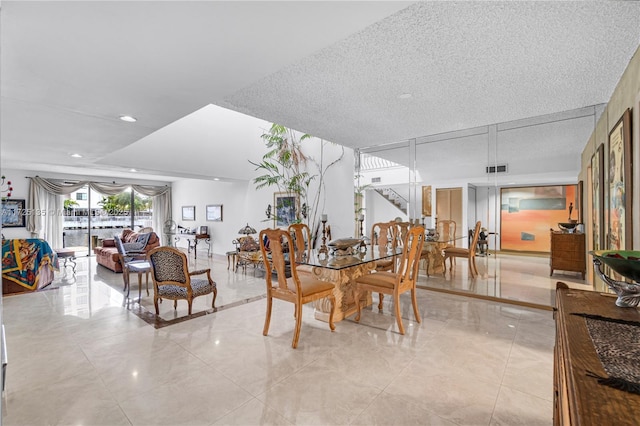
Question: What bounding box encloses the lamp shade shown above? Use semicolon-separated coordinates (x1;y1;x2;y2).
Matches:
238;223;257;235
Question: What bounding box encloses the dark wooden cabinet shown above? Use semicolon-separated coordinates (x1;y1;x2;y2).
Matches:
554;283;640;425
550;231;586;279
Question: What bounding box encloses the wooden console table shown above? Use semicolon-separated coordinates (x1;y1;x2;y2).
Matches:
176;233;211;259
554;283;640;425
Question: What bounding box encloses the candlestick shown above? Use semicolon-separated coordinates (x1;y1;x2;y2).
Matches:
358;215;367;253
319;218;328;256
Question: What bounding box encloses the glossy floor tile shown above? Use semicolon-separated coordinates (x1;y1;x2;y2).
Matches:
419;252;590;307
1;252;558;425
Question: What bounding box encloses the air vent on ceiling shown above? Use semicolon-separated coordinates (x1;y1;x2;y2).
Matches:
486;164;508;174
371;177;381;183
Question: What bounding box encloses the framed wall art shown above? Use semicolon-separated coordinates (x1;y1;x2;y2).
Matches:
607;108;632;250
500;185;577;252
422;185;432;217
274;192;298;227
206;204;223;222
182;205;195;221
1;198;26;228
591;143;605;250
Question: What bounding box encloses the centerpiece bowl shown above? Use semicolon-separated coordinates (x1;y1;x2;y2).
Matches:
328;238;363;256
558;222;578;232
590;250;640;307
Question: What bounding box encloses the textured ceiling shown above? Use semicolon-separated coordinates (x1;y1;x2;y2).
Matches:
1;1;639;183
226;1;640;149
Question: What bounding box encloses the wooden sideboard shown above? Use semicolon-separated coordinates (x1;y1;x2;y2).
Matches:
550;231;586;279
554;283;640;425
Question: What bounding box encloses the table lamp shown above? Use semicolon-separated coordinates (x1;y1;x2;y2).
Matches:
238;223;257;235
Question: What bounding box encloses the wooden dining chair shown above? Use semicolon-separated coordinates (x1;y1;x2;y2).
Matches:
369;221;399;308
437;219;457;250
260;228;336;349
288;223;311;254
288;223;313;274
443;221;481;278
354;225;425;335
371;221;398;272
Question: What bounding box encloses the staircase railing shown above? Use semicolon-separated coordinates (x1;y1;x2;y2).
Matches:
374;188;408;215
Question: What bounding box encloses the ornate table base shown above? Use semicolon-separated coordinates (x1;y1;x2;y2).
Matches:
311;260;376;322
422;242;446;275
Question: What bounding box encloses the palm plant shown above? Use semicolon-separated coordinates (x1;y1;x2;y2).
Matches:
251;123;344;246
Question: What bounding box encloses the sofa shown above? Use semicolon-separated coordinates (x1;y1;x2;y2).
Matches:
94;229;160;272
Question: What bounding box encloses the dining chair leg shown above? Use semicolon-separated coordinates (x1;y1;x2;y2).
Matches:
188;300;193;315
154;296;160;315
263;296;273;336
328;294;336;332
292;302;303;349
211;287;217;309
469;258;477;278
354;288;362;322
411;288;421;323
394;293;405;335
378;293;384;310
173;300;178;310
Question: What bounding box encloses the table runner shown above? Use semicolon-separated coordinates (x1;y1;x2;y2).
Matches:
573;313;640;395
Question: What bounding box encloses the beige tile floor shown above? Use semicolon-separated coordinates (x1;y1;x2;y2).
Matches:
1;251;566;425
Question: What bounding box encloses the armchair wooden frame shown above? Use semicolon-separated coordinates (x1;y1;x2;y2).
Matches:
147;246;217;315
443;221;481;278
354;225;425;335
260;228;336;349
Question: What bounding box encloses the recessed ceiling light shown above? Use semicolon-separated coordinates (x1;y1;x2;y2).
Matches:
71;153;82;158
119;115;137;122
398;93;412;99
130;168;137;172
213;178;220;181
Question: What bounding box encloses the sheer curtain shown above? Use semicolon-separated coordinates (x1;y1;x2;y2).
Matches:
27;177;172;247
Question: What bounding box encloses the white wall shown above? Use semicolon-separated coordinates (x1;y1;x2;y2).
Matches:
3;138;355;257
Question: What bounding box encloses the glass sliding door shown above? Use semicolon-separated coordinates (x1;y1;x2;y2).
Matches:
62;185;92;256
133;192;153;231
62;186;155;255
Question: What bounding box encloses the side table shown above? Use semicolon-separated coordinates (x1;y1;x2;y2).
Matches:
226;251;237;270
125;261;151;301
55;248;76;274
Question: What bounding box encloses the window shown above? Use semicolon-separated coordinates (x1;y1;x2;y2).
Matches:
76;192;88;201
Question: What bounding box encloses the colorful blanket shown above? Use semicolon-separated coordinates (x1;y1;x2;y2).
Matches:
2;239;59;290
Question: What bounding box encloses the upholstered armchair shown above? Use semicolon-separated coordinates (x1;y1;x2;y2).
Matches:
147;246;217;315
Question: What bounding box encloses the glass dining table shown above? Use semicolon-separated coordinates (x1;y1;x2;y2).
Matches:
295;247;400;323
